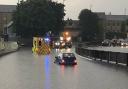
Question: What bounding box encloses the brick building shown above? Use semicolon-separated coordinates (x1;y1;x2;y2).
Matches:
0;5;16;35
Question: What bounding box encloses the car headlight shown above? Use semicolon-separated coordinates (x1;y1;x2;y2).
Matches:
55;43;58;45
66;37;71;41
55;42;60;46
62;43;65;46
60;37;63;41
58;43;60;45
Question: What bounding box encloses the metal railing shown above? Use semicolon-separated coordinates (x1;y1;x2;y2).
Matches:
0;37;18;52
0;38;5;50
76;44;128;66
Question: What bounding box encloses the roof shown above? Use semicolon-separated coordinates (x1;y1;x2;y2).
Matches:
106;15;128;21
94;12;106;19
0;5;16;12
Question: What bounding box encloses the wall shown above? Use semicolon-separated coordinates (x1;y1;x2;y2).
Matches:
0;12;13;34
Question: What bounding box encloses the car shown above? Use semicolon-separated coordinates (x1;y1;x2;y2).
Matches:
54;41;61;48
65;42;72;48
121;41;128;46
101;39;110;46
54;53;77;65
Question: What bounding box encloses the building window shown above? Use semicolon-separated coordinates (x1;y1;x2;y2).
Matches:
126;21;128;26
117;22;120;26
113;22;115;26
107;22;110;26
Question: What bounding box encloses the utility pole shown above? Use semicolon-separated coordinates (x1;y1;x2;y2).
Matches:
89;4;93;11
18;0;20;4
62;0;66;32
124;8;127;15
63;0;66;4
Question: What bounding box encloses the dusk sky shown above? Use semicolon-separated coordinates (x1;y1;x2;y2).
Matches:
0;0;128;19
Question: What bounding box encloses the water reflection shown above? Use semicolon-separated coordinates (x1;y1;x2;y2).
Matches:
55;48;72;53
44;55;51;89
121;46;128;48
60;65;65;75
32;53;39;59
60;64;78;76
73;65;78;74
55;49;60;53
66;48;71;52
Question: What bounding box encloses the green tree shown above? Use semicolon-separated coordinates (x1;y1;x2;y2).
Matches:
78;9;101;42
66;18;73;26
13;0;65;38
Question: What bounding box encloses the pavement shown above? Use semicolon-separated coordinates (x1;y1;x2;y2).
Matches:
0;41;19;56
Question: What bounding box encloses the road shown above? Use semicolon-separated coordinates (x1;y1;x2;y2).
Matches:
0;47;128;89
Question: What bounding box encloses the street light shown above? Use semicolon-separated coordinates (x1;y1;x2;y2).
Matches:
3;16;7;34
65;32;68;35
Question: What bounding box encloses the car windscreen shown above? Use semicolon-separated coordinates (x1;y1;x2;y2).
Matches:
63;53;75;57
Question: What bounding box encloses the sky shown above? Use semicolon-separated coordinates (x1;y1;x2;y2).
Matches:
0;0;128;20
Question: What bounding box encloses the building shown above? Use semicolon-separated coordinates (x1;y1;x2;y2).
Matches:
1;4;128;40
106;15;128;32
95;13;128;33
65;13;128;40
64;19;80;41
0;5;16;35
64;13;107;40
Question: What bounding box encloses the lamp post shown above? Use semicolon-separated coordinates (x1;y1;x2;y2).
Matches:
3;15;8;41
63;0;66;25
63;0;66;5
3;15;7;34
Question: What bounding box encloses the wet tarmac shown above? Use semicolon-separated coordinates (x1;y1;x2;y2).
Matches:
0;47;128;89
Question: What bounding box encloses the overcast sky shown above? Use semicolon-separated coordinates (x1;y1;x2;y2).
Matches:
0;0;128;19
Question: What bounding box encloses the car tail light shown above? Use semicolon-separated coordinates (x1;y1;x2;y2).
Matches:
74;60;77;63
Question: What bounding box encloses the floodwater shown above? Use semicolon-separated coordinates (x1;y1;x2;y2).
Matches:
0;47;128;89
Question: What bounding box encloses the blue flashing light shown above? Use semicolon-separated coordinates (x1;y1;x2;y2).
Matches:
44;38;50;43
45;38;49;41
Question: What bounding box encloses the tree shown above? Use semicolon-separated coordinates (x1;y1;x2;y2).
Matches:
66;18;73;26
78;9;101;42
13;0;65;38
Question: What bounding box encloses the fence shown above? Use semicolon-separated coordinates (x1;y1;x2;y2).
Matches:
76;44;128;66
0;37;18;51
0;38;5;50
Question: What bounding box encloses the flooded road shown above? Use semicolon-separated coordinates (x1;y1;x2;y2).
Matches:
0;47;128;89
